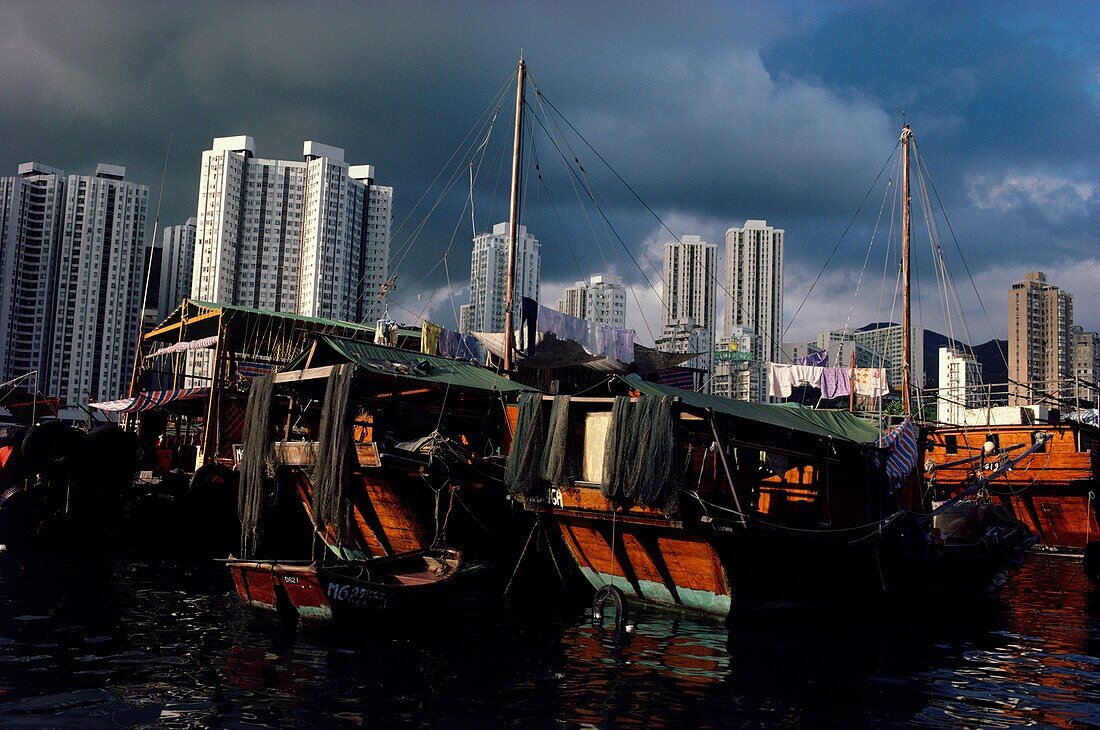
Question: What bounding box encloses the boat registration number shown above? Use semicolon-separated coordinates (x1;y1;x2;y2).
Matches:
548;488;564;508
326;582;387;609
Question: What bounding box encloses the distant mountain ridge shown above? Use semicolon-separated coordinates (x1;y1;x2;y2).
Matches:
855;322;1008;387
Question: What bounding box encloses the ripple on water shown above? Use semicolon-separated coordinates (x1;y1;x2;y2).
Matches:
0;552;1096;726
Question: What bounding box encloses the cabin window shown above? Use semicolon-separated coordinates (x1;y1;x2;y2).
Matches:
945;435;958;455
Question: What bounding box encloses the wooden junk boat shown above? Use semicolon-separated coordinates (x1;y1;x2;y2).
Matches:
227;547;462;626
507;124;1038;617
87;299;414;551
923;403;1099;554
511;376;1037;617
227;333;536;567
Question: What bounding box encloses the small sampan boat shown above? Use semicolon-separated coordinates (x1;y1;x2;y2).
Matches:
226;547;463;627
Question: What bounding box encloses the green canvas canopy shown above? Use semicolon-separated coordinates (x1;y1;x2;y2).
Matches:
283;335;536;395
619;374;882;444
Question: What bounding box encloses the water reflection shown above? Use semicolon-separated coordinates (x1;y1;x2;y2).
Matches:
0;551;1096;726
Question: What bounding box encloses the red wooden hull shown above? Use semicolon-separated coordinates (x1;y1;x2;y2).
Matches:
227;547;462;627
925;423;1100;552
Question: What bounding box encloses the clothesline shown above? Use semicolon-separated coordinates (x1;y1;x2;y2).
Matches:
767;362;889;399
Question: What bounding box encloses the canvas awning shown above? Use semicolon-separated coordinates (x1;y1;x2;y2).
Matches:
619;374;882;444
473;332;697;373
281;335;536;394
89;387;210;413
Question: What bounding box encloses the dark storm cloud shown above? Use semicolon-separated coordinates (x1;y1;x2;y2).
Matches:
1;1;1097;340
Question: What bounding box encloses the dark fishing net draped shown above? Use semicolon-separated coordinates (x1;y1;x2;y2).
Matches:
601;396;634;499
600;395;679;510
506;392;545;496
311;364;357;547
540;395;576;485
238;373;275;558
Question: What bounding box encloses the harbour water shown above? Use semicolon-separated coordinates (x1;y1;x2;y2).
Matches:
0;551;1097;727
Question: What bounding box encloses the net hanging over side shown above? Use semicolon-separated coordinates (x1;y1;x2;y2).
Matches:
311;363;357;547
238;373;275;558
506;392;546;497
540;395;576;485
600;394;680;511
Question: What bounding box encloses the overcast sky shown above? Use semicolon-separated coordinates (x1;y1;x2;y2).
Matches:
2;1;1097;345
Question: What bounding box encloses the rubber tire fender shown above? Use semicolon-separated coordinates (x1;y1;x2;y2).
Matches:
592;584;629;631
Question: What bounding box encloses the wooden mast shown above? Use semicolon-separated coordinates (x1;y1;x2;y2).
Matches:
900;124;913;416
502;54;526;376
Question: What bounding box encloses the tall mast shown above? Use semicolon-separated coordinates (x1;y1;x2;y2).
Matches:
900;124;913;416
502;54;526;375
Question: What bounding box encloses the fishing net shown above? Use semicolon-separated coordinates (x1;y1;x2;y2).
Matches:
601;396;634;499
540;395;576;485
238;373;275;558
311;363;357;546
638;396;680;511
505;392;545;496
600;395;680;510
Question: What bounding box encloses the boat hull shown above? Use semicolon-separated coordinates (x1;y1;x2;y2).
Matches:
227;547;463;627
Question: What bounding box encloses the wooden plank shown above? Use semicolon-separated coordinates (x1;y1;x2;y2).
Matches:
273;365;337;384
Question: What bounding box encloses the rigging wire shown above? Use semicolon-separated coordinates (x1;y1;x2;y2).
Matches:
783;141;900;341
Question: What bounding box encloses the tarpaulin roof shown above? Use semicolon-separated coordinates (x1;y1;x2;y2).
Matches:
90;387;210;413
619;374;882;444
474;331;697;373
283;335;536;394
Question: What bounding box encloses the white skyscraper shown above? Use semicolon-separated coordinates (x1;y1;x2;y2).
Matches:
51;165;149;406
724;220;783;402
157;217;196;320
655;235;717;391
191;136;392;322
938;346;983;425
0;163;67;388
460;222;540;333
1;162;149;409
556;274;626;328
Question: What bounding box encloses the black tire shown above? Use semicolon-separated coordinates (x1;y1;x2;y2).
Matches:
592;584;629;631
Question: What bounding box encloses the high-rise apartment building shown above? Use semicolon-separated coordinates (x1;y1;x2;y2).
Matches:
0;162;149;410
459;222;540;333
1008;271;1073;404
937;346;984;425
156;217;196;320
724;221;783;401
0;163;67;388
655;235;717;392
49;165;149;407
191;137;392;323
556;274;626;327
1072;326;1099;404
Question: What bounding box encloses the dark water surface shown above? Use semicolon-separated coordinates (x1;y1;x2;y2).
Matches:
0;550;1098;728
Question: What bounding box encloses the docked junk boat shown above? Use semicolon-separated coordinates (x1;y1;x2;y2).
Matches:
228;333;535;566
511;376;1038;618
923;403;1099;554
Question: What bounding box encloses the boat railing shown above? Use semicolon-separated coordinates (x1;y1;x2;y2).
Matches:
915;376;1099;426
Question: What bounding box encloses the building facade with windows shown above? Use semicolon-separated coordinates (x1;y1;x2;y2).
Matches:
656;235;717;391
1008;271;1073;405
1072;325;1099;404
0;162;149;409
191;137;392;323
156;217;196;320
556;274;626;328
460;222;540;334
937;346;984;425
724;221;783;401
